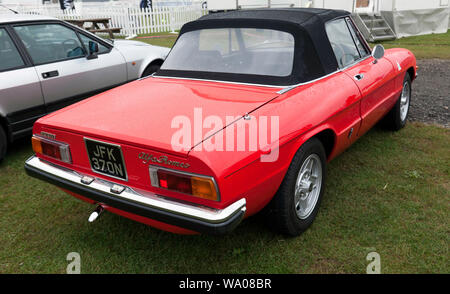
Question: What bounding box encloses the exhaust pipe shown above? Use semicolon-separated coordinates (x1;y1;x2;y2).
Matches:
88;205;104;223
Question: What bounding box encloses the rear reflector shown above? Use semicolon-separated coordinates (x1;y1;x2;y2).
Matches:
32;135;72;163
149;166;219;201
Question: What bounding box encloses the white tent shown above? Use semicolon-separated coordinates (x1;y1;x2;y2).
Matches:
379;0;450;38
310;0;449;38
205;0;449;38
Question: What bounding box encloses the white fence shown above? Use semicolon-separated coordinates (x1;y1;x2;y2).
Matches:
3;3;207;37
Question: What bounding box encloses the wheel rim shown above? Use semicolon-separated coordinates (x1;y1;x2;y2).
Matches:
400;81;410;122
294;154;322;220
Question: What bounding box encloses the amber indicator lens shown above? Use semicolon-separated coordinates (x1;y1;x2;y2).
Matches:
191;177;218;201
31;136;43;155
32;135;72;163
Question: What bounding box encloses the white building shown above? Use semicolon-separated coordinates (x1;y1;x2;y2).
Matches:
311;0;450;40
2;0;449;39
206;0;449;39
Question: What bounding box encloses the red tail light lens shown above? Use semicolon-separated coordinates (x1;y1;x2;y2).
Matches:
150;167;219;201
157;170;193;194
32;135;72;163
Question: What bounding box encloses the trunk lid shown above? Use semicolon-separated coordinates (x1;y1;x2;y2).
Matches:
39;77;281;156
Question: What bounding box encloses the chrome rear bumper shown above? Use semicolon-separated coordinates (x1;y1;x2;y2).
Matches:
25;156;246;234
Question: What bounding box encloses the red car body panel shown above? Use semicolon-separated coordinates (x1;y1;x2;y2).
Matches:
38;78;282;156
30;35;416;235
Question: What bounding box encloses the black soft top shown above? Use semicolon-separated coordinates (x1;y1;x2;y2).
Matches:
158;8;351;86
197;8;349;27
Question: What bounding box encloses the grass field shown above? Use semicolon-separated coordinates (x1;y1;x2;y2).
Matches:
133;32;179;48
134;30;450;60
0;123;449;273
372;31;450;59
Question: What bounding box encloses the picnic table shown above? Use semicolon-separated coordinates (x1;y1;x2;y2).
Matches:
66;18;121;39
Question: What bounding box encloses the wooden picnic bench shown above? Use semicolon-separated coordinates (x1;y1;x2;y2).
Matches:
65;18;122;39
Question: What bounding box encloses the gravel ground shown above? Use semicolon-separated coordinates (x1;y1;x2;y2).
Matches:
409;59;450;128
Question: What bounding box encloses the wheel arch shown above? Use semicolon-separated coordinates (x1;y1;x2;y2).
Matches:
0;114;11;143
312;129;336;160
140;58;164;78
287;127;337;164
407;66;415;81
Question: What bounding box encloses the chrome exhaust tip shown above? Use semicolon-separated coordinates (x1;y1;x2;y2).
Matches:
88;205;104;223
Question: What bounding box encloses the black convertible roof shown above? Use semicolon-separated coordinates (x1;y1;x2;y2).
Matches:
159;8;352;86
197;8;350;28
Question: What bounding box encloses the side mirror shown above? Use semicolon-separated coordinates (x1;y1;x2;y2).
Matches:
372;44;385;63
87;41;99;60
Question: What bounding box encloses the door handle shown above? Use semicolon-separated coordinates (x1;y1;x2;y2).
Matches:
42;70;59;79
354;74;364;81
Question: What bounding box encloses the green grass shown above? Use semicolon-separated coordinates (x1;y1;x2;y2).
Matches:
134;30;450;60
370;30;450;59
133;32;179;48
1;123;448;273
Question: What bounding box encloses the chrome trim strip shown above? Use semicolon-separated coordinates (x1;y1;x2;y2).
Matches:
340;55;372;71
153;56;373;95
26;156;246;224
276;70;340;94
276;55;373;94
152;75;285;89
149;165;221;202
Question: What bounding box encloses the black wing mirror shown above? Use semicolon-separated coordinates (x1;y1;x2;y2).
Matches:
87;41;99;60
372;44;385;64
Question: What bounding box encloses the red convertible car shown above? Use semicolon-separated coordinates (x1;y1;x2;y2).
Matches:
25;9;416;236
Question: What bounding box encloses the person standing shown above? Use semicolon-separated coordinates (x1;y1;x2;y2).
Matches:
140;0;152;10
59;0;75;11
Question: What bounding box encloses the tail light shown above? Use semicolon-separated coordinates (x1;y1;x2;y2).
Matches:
149;166;219;201
32;135;72;163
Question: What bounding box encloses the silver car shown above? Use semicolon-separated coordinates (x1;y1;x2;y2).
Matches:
0;14;170;161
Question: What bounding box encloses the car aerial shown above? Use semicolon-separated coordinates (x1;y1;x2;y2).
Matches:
0;14;170;161
25;8;416;236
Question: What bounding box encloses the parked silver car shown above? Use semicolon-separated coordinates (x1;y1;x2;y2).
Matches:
0;14;170;161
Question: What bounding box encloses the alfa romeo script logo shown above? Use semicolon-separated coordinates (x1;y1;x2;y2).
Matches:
138;152;190;169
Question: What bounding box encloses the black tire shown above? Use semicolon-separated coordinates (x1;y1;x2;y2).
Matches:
266;138;327;236
141;63;161;78
0;126;7;162
382;73;412;131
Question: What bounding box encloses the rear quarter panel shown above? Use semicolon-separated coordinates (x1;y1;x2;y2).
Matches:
191;71;362;216
384;48;417;89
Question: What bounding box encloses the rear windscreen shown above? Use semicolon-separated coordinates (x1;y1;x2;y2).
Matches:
161;28;295;77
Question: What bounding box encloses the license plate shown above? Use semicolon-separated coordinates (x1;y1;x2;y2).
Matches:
85;138;128;181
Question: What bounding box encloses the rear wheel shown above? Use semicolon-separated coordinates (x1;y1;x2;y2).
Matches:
267;138;327;236
383;73;411;131
0;126;7;162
